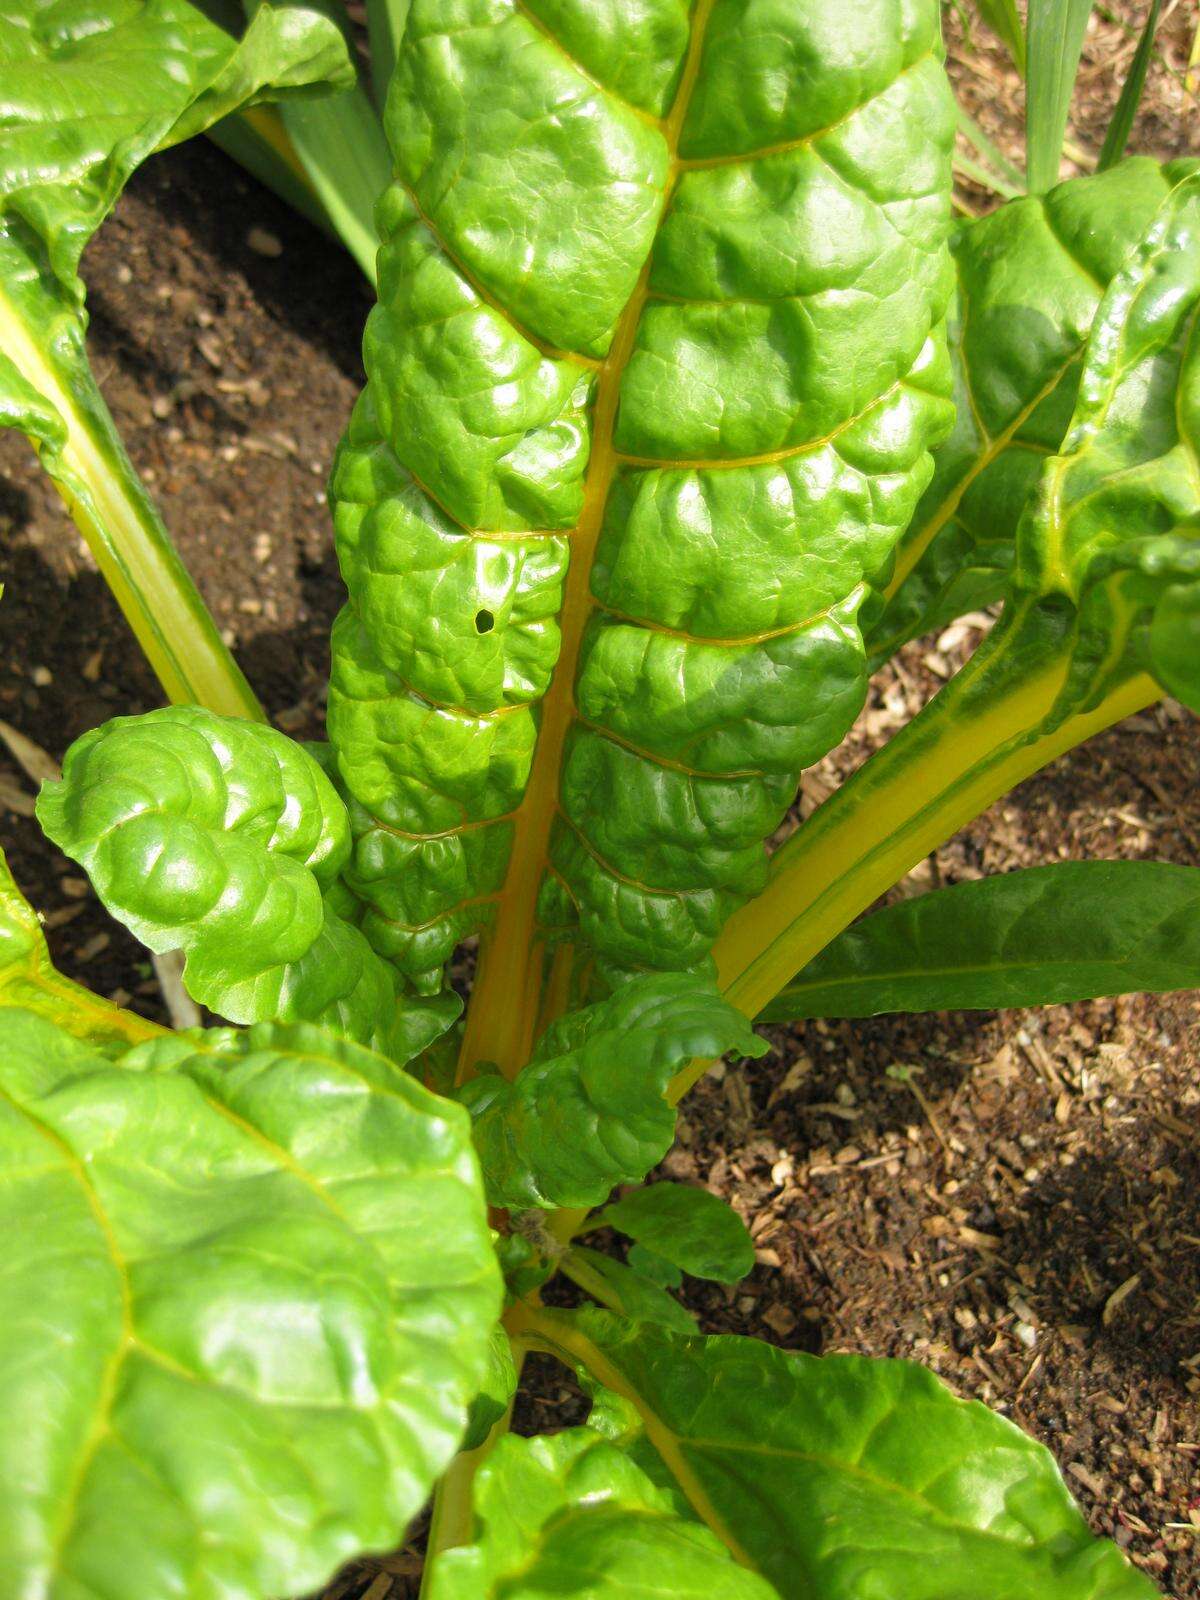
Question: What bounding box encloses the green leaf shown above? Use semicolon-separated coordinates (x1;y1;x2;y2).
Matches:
324;0;958;1065
0;0;353;715
37;706;458;1058
461;1324;519;1450
279;83;392;281
1015;172;1200;720
627;1242;684;1289
457;973;765;1210
530;1309;1156;1600
0;1009;501;1600
1097;0;1162;172
597;1183;754;1284
974;0;1027;74
763;861;1200;1020
867;157;1197;666
365;0;411;106
0;846;163;1050
1026;0;1094;193
425;1424;776;1600
565;1246;698;1333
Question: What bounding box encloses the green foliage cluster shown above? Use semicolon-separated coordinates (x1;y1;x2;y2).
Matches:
0;1;1196;1596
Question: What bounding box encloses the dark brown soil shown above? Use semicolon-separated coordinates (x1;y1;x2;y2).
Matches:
1;22;1198;1598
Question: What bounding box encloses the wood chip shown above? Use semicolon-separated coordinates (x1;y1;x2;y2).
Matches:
0;776;36;817
0;720;60;785
1102;1273;1142;1326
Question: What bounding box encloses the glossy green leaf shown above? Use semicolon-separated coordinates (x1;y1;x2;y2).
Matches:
324;0;958;1053
458;973;765;1210
0;1009;501;1600
532;1309;1155;1600
763;861;1200;1020
0;846;163;1050
1097;0;1161;172
37;706;458;1058
597;1182;754;1284
425;1423;776;1600
1015;172;1200;720
1026;0;1093;193
565;1246;698;1332
0;0;353;715
867;157;1197;665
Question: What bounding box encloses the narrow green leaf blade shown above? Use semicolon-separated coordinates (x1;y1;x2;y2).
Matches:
0;1010;501;1600
597;1183;754;1284
540;1310;1156;1600
974;0;1027;74
763;862;1200;1020
425;1424;776;1600
457;973;765;1211
1026;0;1094;192
365;0;411;107
279;82;391;281
36;707;458;1058
1097;0;1163;171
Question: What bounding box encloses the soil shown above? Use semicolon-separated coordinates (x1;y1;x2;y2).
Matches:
1;13;1198;1598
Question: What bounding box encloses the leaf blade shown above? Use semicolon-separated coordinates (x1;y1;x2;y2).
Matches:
0;1010;501;1600
527;1309;1156;1600
1097;0;1163;172
1026;0;1094;193
763;861;1200;1020
596;1183;754;1283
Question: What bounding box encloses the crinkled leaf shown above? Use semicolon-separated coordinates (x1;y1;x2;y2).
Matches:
457;973;765;1210
567;1246;697;1333
0;0;353;713
596;1182;754;1284
763;861;1200;1019
37;706;458;1058
325;0;957;1031
1014;173;1200;720
425;1423;776;1600
0;1009;501;1600
534;1309;1155;1600
867;157;1197;664
0;845;162;1049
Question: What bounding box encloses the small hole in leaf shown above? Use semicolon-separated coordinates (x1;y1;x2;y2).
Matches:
475;609;495;634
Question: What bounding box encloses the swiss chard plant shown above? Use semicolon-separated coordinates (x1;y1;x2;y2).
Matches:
1;1;1198;1597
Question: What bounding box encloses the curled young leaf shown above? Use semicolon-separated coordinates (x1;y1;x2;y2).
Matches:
458;973;765;1210
37;707;457;1059
425;1424;776;1600
0;1010;501;1600
525;1309;1156;1600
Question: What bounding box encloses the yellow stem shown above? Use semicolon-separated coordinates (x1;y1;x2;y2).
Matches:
457;0;718;1083
706;607;1160;1035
